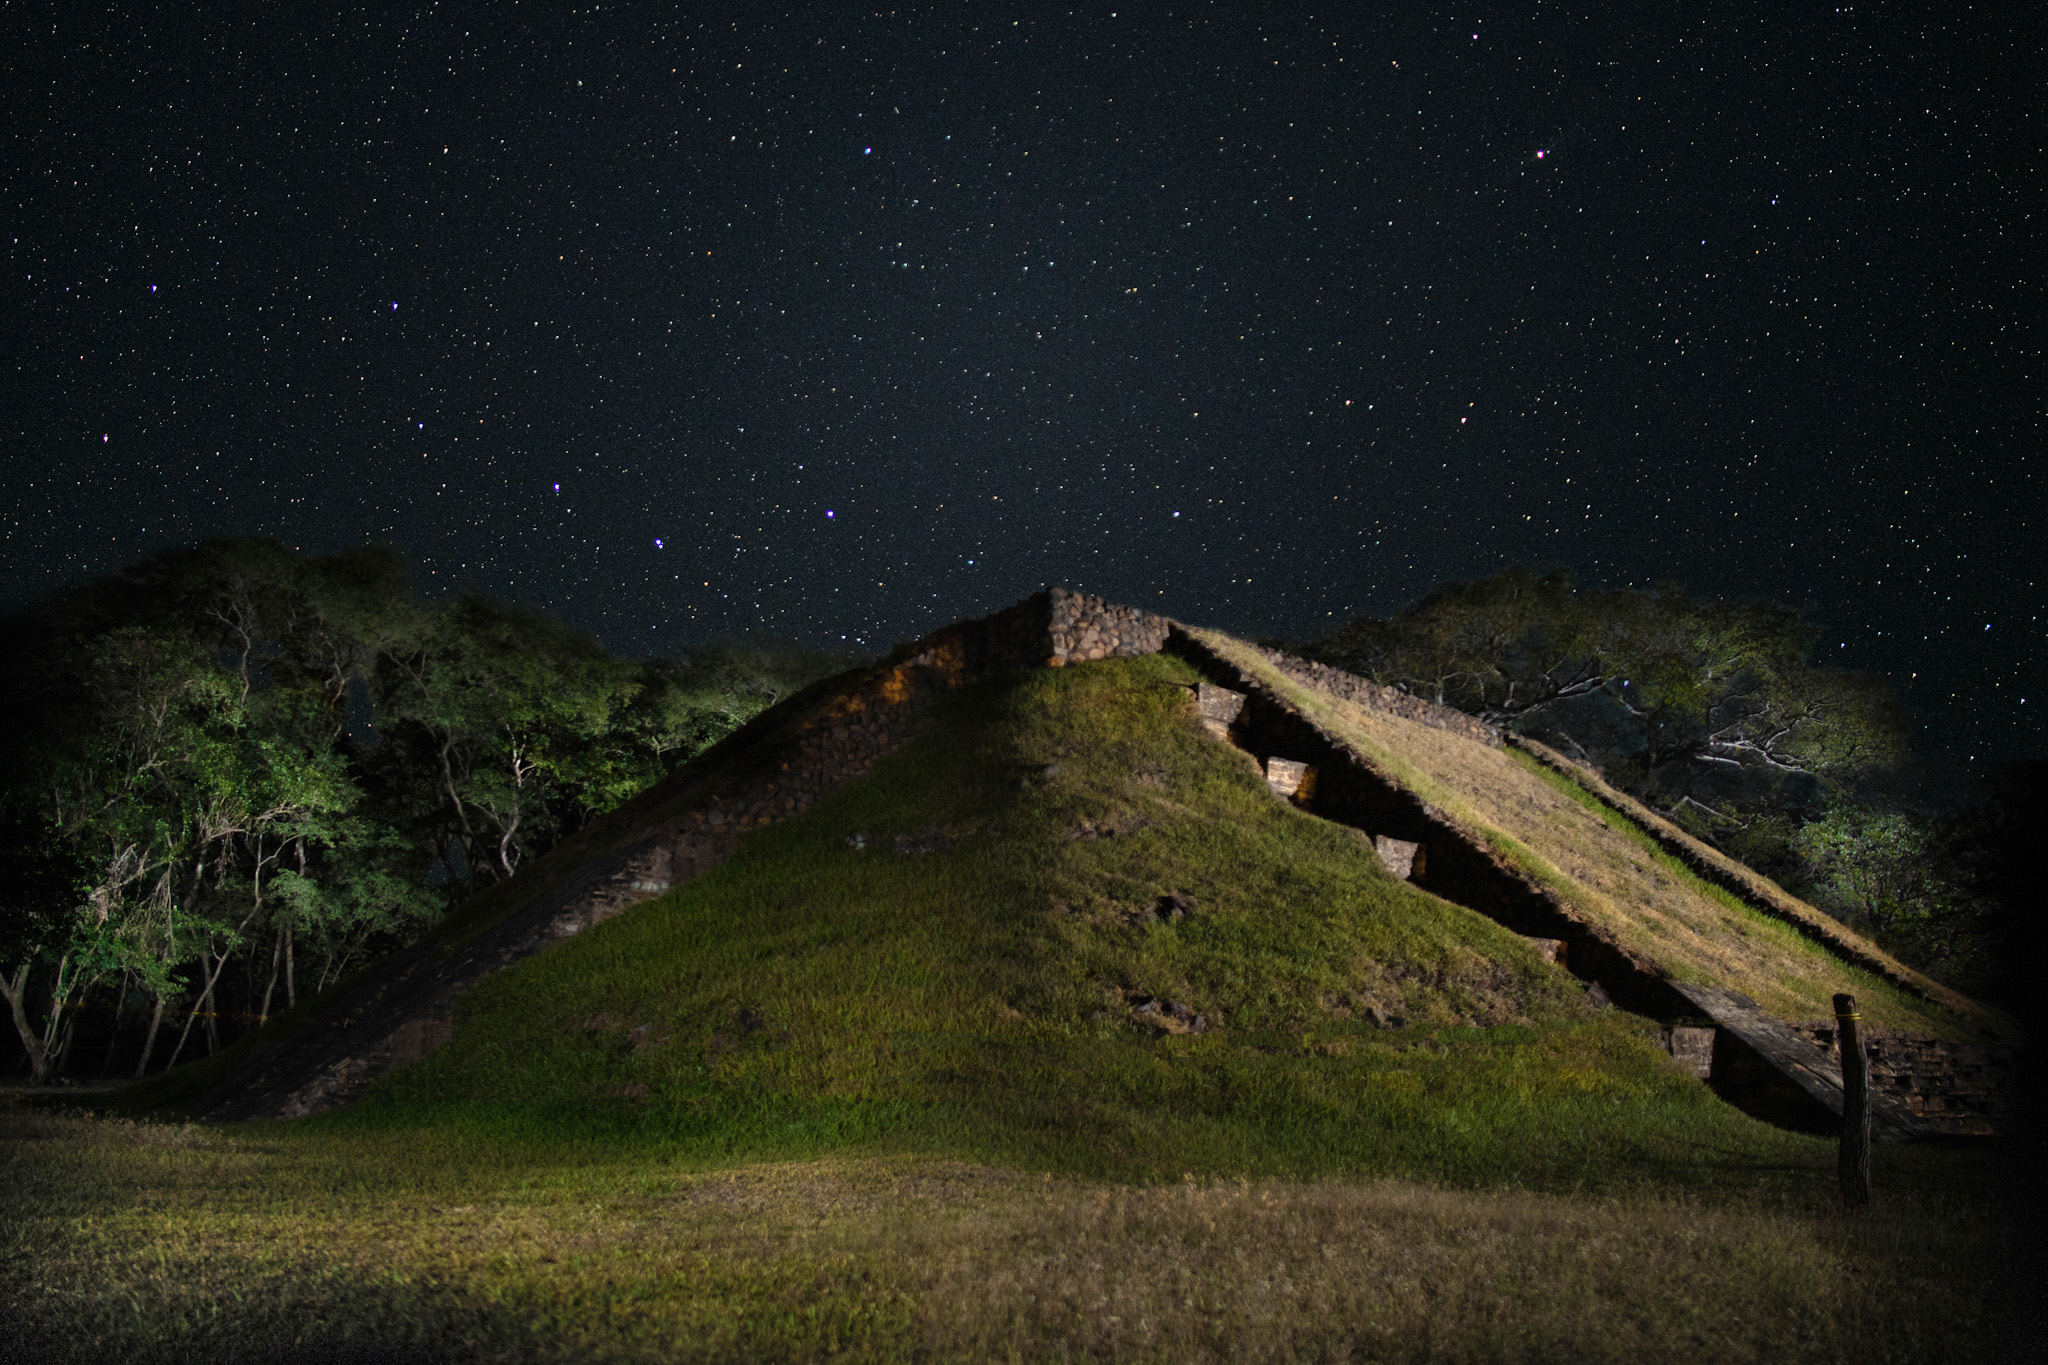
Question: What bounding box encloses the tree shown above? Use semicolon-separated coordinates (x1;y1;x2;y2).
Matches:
0;801;92;1085
0;538;854;1081
0;544;428;1079
1297;568;2020;991
621;643;853;779
367;593;640;881
1308;567;1603;717
1794;806;1992;987
1304;569;1905;797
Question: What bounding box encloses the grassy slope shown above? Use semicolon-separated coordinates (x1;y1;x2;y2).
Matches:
1510;734;2013;1033
1198;632;1990;1039
344;654;1808;1190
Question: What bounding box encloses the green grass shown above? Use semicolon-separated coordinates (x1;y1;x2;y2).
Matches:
1495;746;1981;1037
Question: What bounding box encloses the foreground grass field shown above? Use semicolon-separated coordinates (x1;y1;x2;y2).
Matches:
3;656;2029;1359
0;1106;2024;1363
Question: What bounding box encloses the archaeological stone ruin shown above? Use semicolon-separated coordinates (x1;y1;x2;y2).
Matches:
190;588;2023;1139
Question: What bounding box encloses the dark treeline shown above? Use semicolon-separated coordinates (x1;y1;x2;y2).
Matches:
1297;567;2040;1004
0;539;852;1084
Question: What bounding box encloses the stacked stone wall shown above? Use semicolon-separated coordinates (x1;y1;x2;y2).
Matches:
198;590;1070;1119
635;592;1066;847
1791;1022;2019;1137
601;589;1163;898
1161;626;1691;1023
1672;983;1929;1141
1162;626;1999;1142
1253;647;1502;747
1047;587;1171;662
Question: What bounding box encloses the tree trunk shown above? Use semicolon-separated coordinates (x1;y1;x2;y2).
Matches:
133;992;167;1079
50;1008;80;1081
200;949;229;1055
257;921;285;1025
440;740;475;835
1;961;53;1086
23;954;80;1087
163;988;199;1072
101;973;134;1076
51;972;99;1079
282;841;305;1014
164;942;226;1072
244;938;261;1025
167;879;268;1069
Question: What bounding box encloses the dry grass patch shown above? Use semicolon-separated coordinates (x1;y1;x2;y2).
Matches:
1;1109;2018;1364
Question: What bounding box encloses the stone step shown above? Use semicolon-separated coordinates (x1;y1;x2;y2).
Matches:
1670;984;1928;1143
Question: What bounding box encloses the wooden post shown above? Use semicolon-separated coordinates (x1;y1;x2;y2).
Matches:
1834;993;1872;1209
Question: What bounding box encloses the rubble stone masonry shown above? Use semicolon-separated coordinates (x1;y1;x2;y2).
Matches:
1791;1022;2019;1137
1251;647;1503;748
1046;587;1171;663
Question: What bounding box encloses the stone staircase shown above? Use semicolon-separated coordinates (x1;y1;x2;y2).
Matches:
1167;629;2022;1142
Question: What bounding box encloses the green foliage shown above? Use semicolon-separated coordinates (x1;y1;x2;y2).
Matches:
1793;806;1994;990
1304;567;1905;786
623;643;851;779
369;592;640;880
0;801;92;969
1313;566;1596;714
0;538;844;1083
1294;567;2018;988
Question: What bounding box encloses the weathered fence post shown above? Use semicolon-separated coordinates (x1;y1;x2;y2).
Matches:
1834;992;1872;1208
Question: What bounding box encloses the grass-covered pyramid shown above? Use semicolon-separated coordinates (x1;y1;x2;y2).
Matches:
338;653;1798;1185
171;589;2013;1180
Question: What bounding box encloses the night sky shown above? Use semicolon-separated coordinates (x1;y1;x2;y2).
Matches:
7;3;2041;770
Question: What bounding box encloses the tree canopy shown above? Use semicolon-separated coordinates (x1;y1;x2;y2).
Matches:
1303;567;1905;795
0;539;850;1083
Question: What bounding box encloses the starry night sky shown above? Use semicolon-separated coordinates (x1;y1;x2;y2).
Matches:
6;3;2042;769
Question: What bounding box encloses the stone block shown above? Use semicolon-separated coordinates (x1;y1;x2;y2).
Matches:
1266;757;1316;801
1373;835;1425;879
386;1017;454;1067
1665;1025;1715;1079
1522;935;1567;967
1130;995;1208;1035
1195;681;1246;740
